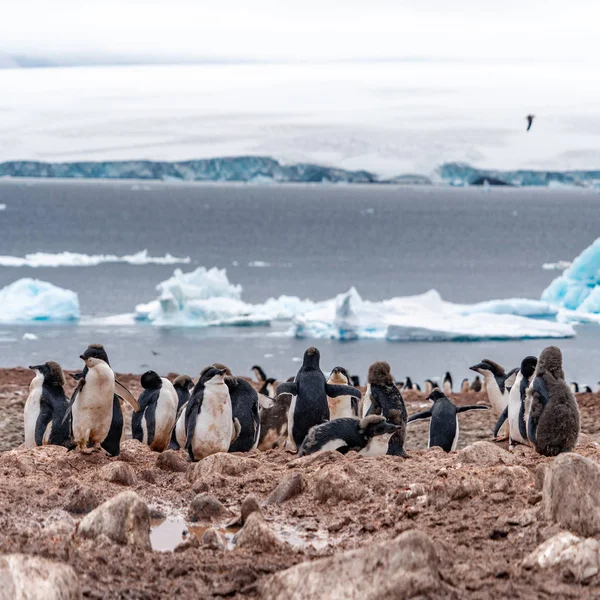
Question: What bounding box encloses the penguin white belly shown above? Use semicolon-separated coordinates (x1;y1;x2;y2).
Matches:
251;421;261;450
286;395;298;451
451;417;459;451
507;374;529;446
443;382;452;395
484;375;507;416
42;421;53;445
24;375;43;448
191;389;233;459
328;395;355;420
319;438;348;452
150;380;178;451
361;386;372;418
360;432;394;457
72;364;114;446
175;404;187;448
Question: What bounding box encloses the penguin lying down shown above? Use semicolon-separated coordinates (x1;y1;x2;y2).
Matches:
407;389;488;452
298;415;400;457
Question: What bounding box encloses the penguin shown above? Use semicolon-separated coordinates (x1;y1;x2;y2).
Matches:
64;344;139;454
443;372;453;395
469;359;517;417
526;114;535;131
408;389;488;452
257;392;291;451
526;346;580;457
402;377;414;391
298;415;400;457
215;364;260;453
24;362;71;448
351;375;361;387
132;370;178;452
570;382;579;393
363;361;408;457
252;365;267;383
169;374;194;450
258;377;277;399
184;366;236;461
424;379;439;395
493;356;537;450
460;378;470;393
583;386;593;394
327;366;359;419
276;347;361;452
470;376;482;392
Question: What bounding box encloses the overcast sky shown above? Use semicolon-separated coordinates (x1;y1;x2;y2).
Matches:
2;0;598;62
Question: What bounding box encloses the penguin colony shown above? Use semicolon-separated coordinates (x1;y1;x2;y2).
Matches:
24;343;581;459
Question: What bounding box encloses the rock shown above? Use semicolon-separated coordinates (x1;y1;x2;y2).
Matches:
542;453;600;536
78;491;151;549
314;465;361;503
458;442;516;467
490;466;533;494
430;473;483;504
290;450;343;468
187;493;230;523
235;512;286;553
523;531;600;583
534;464;548;491
201;527;227;550
156;450;188;473
228;494;263;528
186;453;259;482
44;514;76;537
64;486;99;514
261;530;443;599
505;508;538;527
267;473;307;505
100;462;136;486
139;469;156;484
0;553;81;599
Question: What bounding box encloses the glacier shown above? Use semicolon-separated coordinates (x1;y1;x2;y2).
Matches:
0;250;190;268
132;267;574;341
0;278;80;322
542;238;600;314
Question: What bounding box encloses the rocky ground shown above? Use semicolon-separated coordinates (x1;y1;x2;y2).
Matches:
2;367;600;599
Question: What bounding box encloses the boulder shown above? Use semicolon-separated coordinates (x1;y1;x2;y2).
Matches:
186;453;259;482
290;450;343;468
260;530;442;599
542;453;600;536
314;465;361;503
267;473;306;505
78;491;151;549
201;528;227;550
187;494;230;523
458;442;516;467
63;486;99;514
235;512;286;553
100;462;136;486
156;450;188;473
0;553;81;600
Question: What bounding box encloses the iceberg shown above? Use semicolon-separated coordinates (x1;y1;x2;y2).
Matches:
0;250;190;268
0;278;79;322
134;267;575;341
542;238;600;313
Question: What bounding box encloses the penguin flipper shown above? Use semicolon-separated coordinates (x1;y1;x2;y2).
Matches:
326;383;362;399
34;395;53;446
277;382;297;396
351;397;359;417
62;378;85;425
492;406;508;437
115;380;140;412
457;405;489;413
407;410;432;423
231;418;241;444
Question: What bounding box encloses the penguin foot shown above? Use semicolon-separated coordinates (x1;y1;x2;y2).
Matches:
493;434;509;443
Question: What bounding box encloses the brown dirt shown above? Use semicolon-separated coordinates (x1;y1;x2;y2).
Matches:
2;367;600;599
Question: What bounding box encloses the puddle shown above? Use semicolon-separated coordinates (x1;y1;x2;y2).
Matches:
150;518;332;552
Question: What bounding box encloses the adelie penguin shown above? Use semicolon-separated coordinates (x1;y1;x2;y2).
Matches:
408;389;488;452
64;344;139;455
470;376;482;392
184;367;238;461
276;347;361;452
327;366;359;419
132;370;178;452
24;361;71;448
169;375;194;450
257;392;291;451
298;415;400;457
362;361;408;457
443;372;453;395
493;356;537;450
526;346;580;457
460;378;470;393
469;359;518;417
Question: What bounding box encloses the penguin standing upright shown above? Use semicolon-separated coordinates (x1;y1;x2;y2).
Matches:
460;379;470;393
327;366;359;419
470;376;482;392
363;361;408;457
408;389;488;452
276;347;361;452
443;372;453;395
169;375;194;450
469;359;517;416
64;344;139;455
185;367;235;461
132;370;178;452
24;362;71;448
526;346;580;456
493;356;537;449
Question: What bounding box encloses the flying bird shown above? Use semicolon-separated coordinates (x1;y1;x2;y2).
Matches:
526;114;535;132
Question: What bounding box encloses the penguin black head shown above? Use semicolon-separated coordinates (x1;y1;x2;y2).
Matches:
252;365;267;382
520;356;538;379
329;366;350;384
29;361;65;387
302;347;321;370
173;374;194;390
80;343;110;366
259;377;277;396
359;415;399;438
469;359;505;376
351;375;360;387
141;370;162;390
537;346;564;380
368;361;394;386
404;376;413;389
199;366;227;386
426;389;447;403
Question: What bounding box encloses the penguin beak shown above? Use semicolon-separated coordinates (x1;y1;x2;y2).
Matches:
215;368;226;376
29;365;41;371
79;354;86;361
469;363;483;372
